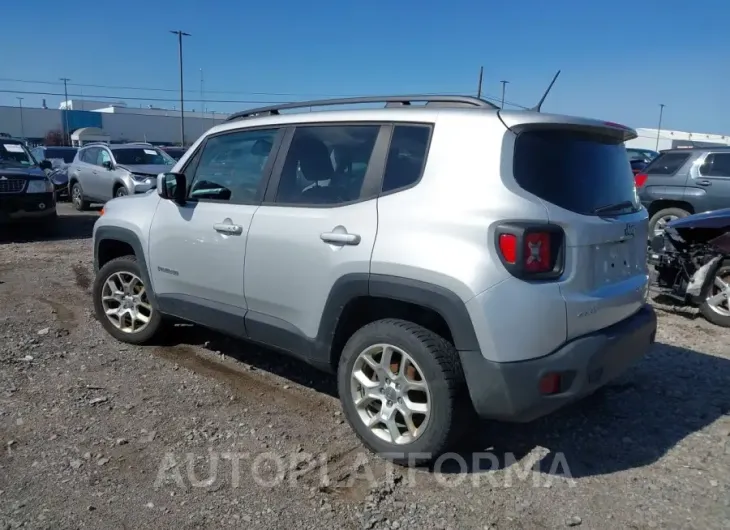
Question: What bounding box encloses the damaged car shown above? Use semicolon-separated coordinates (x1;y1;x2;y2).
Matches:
649;208;730;326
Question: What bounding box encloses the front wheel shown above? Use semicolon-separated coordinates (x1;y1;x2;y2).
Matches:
71;182;90;211
92;255;163;344
699;261;730;327
115;186;128;198
337;319;470;466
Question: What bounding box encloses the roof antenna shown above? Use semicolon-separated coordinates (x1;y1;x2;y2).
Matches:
531;70;561;112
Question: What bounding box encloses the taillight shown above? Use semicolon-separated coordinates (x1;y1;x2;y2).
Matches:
498;234;517;264
634;173;648;188
495;223;564;280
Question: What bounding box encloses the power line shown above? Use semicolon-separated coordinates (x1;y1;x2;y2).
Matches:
0;76;530;109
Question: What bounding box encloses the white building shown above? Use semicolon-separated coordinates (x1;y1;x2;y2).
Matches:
627;128;730;152
0;99;231;146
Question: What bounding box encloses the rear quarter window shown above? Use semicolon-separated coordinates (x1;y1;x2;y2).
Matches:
512;129;639;216
643;152;690;175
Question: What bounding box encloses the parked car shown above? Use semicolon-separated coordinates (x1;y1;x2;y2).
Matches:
91;95;656;465
636;146;730;238
68;142;176;210
627;147;659;162
649;208;730;326
159;146;187;161
0;138;56;228
31;146;78;200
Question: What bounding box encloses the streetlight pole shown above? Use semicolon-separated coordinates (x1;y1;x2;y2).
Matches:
17;97;25;141
170;30;191;147
500;80;510;109
477;66;483;99
656;103;665;151
60;77;71;145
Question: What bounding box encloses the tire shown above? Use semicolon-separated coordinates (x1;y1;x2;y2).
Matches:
337;318;470;466
114;186;128;198
71;182;90;211
648;207;690;239
699;261;730;327
92;255;163;344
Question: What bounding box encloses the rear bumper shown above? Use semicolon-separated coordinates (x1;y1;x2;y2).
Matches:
459;304;657;422
0;193;57;224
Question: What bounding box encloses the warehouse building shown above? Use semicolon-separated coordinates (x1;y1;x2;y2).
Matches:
0;99;229;146
627;128;730;151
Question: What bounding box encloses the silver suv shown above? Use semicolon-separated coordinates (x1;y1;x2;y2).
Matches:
91;95;657;464
68;142;175;209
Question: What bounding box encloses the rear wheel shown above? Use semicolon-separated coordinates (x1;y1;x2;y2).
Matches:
337;318;470;466
71;182;90;211
648;207;690;239
699;262;730;327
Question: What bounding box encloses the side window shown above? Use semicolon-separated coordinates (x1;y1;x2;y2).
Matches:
187;128;278;203
700;153;730;178
31;148;44;161
275;124;379;205
382;125;431;194
97;149;112;166
83;147;99;165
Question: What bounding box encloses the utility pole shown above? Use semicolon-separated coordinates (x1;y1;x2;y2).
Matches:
60;77;71;145
500;80;510;109
200;68;205;135
17;97;25;141
656;103;665;151
170;30;191;147
477;66;484;99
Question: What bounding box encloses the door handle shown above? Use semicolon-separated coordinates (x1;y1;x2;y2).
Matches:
697;180;712;187
213;223;243;235
321;231;361;245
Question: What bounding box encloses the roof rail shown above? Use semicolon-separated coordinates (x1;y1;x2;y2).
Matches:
225;95;498;122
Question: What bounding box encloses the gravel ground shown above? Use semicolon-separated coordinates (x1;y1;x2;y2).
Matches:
1;204;729;530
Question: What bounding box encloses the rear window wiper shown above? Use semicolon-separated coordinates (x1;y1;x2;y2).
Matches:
592;200;636;216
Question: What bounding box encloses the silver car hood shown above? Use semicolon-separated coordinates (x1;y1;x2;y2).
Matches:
118;164;173;176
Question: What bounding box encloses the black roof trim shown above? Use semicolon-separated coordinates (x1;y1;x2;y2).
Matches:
225;95;498;122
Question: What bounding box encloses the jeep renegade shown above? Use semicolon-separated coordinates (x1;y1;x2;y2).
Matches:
91;95;657;464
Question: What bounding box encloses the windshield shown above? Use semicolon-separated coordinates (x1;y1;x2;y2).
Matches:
0;142;35;167
513;129;640;216
112;147;174;166
45;148;78;163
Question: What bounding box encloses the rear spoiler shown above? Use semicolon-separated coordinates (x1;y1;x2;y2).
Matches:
497;110;638;142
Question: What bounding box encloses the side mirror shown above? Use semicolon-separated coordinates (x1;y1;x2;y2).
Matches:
158;172;187;205
39;160;52;171
102;160;114;170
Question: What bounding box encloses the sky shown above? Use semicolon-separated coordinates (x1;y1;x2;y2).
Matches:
1;0;728;134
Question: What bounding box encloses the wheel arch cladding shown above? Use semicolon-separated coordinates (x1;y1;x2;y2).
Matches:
94;225;157;307
321;273;481;369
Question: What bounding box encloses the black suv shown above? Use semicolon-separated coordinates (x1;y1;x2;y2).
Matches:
636;146;730;237
0;139;56;227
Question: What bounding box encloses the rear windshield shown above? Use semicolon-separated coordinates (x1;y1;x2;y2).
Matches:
643;152;690;175
45;148;77;163
513;129;639;216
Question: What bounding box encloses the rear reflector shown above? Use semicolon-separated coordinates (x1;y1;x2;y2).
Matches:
539;373;562;395
634;173;648;188
498;234;517;264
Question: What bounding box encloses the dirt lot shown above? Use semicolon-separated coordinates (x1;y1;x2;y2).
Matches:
1;204;729;530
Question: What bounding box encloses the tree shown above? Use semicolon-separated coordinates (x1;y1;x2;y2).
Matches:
44;129;69;146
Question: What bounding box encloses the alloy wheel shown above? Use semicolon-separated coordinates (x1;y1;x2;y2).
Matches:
350;343;431;445
653;214;678;237
706;268;730;317
100;271;153;333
